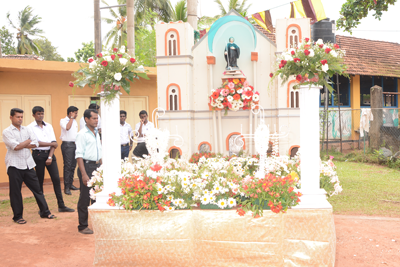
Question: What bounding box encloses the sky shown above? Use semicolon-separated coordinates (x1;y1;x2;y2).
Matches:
1;0;399;60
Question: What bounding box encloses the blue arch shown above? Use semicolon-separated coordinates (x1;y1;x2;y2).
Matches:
208;15;257;53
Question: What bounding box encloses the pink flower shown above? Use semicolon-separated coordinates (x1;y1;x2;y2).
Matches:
243;80;249;87
254;91;260;95
221;89;229;96
216;88;222;94
329;155;334;160
228;82;235;89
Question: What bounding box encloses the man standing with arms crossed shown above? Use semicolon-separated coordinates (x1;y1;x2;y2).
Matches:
75;109;102;234
60;106;80;195
3;108;56;224
28;106;74;213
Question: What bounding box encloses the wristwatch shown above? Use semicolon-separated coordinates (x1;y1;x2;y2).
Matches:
48;157;52;159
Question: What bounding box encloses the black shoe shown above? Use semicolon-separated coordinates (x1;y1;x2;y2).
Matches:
70;185;79;190
79;227;94;234
64;188;71;195
58;206;75;212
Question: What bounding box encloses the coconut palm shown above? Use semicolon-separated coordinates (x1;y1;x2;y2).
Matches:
171;0;187;22
7;6;44;55
214;0;251;16
101;0;173;48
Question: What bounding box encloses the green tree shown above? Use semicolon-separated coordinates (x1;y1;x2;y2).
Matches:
171;0;187;22
337;0;397;33
74;41;95;63
0;26;16;54
134;9;158;66
67;57;76;62
7;6;44;55
34;38;64;61
213;0;251;16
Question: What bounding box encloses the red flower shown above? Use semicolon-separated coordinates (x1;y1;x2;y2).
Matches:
269;73;273;78
237;208;246;216
279;63;284;69
288;187;294;193
212;92;219;99
113;48;118;52
280;60;287;65
334;44;340;49
294;58;301;63
151;163;162;172
130;58;136;63
68;82;74;87
111;55;116;60
244;90;253;97
88;58;94;63
320;59;328;65
325;48;332;54
304;44;311;49
101;60;108;67
96;53;103;58
319;44;324;48
304;49;310;56
296;74;302;81
233;94;240;100
117;54;123;58
305;37;309;42
291;50;295;55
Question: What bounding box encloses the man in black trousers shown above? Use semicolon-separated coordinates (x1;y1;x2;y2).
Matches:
75;109;102;234
60;106;80;195
2;108;56;224
28;106;74;213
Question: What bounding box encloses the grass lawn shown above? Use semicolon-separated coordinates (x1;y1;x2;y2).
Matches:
329;161;400;217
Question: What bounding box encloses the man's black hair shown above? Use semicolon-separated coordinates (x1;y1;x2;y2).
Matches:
84;109;98;120
67;106;79;115
139;110;147;116
120;110;127;116
88;103;100;109
10;108;24;116
32;106;44;115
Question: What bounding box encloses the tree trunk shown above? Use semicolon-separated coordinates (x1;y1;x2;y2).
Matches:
187;0;198;30
127;0;135;57
370;85;383;150
94;0;101;55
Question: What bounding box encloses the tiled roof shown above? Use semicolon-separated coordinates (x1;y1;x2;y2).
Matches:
1;54;43;61
336;35;400;78
254;25;276;43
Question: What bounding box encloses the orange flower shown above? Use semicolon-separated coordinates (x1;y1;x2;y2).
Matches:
237;208;246;216
233;94;240;100
232;78;239;84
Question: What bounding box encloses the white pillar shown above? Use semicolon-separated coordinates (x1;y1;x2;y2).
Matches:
217;110;223;154
89;93;122;210
212;111;219;153
293;85;331;209
249;112;253;155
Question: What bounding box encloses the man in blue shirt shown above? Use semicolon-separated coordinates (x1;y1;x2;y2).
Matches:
75;109;102;234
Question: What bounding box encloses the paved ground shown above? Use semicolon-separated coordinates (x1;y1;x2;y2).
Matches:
1;184;400;266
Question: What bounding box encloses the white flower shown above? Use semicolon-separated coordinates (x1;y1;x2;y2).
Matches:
211;89;216;93
321;63;329;73
316;39;324;45
253;94;259;102
227;95;233;102
237;89;243;94
284;54;294;61
238;102;244;107
114;73;122;81
119;58;128;65
89;61;97;69
104;56;112;61
227;198;236;207
308;49;315;57
89;188;96;200
330;50;338;57
201;195;209;205
209;195;216;203
218;96;224;101
120;46;126;53
217;199;228;209
166;206;175;211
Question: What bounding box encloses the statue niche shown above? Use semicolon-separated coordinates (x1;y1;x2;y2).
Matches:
224;37;240;70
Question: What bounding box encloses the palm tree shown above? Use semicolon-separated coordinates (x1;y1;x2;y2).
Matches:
171;0;187;22
7;6;44;55
101;0;173;48
214;0;251;16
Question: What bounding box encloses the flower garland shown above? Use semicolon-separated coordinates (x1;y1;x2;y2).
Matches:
69;46;149;104
209;78;259;115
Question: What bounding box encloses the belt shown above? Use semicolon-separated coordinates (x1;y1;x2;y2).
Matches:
121;143;130;147
32;150;49;153
62;141;75;144
84;160;101;164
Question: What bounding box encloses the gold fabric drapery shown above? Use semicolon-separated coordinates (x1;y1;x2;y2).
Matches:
90;209;335;266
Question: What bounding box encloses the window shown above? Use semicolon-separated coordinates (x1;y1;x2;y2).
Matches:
198;142;211;153
169;148;181;159
228;134;242;156
320;75;350;107
360;76;398;107
288;27;299;48
167;31;178;56
289;88;300;108
168;86;179;110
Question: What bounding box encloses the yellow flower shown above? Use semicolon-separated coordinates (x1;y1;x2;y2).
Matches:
290;171;299;181
233;78;239;84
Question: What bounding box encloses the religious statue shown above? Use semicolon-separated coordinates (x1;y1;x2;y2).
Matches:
224;37;240;70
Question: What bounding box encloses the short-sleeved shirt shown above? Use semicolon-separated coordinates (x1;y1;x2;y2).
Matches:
120;122;132;145
60;116;78;142
28;121;56;150
80;115;101;131
75;126;102;161
2;124;39;170
135;121;155;143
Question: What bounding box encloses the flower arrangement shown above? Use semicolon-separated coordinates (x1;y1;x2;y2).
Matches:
209;78;260;115
269;38;348;92
68;46;149;103
189;152;217;164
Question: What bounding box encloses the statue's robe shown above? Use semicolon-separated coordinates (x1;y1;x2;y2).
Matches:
224;43;240;69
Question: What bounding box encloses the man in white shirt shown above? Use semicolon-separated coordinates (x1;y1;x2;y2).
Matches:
80;103;101;133
28;106;74;213
2;108;56;224
133;110;154;158
60;106;79;195
120;110;133;159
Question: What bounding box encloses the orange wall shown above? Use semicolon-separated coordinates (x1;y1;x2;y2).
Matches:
0;59;157;184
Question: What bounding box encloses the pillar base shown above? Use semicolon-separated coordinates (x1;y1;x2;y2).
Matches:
89;193;121;210
292;188;332;209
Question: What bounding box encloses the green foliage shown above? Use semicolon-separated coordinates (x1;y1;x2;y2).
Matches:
0;26;16;54
74;41;95;63
213;0;251;16
337;0;397;33
33;38;64;61
67;57;75;62
134;9;158;67
198;16;218;30
171;0;187;22
7;5;44;55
